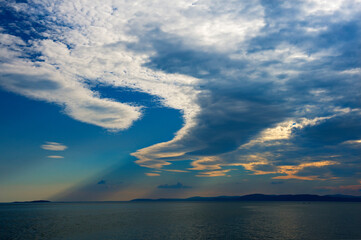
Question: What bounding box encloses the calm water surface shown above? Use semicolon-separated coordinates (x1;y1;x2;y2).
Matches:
1;201;361;240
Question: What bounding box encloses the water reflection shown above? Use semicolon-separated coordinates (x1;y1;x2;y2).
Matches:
1;202;361;240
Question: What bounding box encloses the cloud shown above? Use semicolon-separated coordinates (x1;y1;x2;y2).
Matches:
131;0;361;180
157;182;191;189
343;139;361;145
145;173;160;177
47;155;64;159
97;180;106;185
0;1;200;132
196;169;234;177
41;142;67;151
240;116;333;148
2;0;361;183
272;161;340;180
318;181;361;194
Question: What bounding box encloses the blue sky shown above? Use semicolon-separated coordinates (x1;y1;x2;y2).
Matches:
1;0;361;202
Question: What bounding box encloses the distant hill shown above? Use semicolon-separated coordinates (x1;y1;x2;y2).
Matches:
131;194;361;202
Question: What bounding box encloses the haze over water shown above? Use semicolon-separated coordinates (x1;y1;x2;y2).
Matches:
1;201;361;240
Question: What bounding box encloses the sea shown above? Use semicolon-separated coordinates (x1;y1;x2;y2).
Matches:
1;201;361;240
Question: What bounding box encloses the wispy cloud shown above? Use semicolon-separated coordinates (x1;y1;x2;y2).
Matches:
145;173;160;177
47;155;64;159
41;142;67;151
196;169;234;177
343;139;361;145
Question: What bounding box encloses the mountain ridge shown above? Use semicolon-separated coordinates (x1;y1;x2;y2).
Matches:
131;194;361;202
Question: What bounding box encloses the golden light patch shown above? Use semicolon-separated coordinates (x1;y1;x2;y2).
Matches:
145;173;160;177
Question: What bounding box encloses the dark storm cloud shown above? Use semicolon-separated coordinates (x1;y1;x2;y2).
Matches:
160;5;360;181
293;112;361;146
129;0;361;180
128;29;293;157
142;33;247;80
185;93;289;156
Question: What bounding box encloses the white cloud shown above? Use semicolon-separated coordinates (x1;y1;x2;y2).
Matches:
41;142;67;151
340;68;361;75
1;1;203;132
302;0;345;15
0;41;142;130
157;0;265;51
285;0;361;22
343;139;361;145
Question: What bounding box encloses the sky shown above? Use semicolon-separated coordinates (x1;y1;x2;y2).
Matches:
0;0;361;202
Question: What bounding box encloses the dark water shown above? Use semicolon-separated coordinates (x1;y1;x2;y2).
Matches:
1;201;361;240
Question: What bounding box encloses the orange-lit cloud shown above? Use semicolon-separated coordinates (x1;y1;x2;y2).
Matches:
196;169;233;177
163;169;190;173
188;156;222;171
318;181;361;193
239;156;339;180
145;173;160;177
